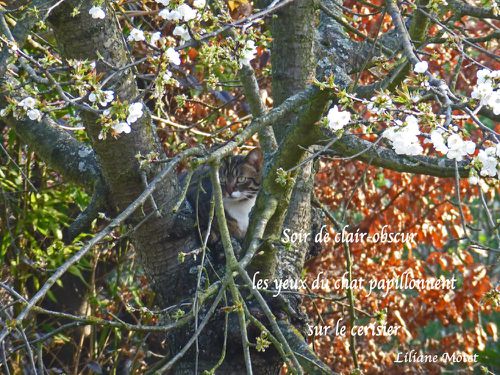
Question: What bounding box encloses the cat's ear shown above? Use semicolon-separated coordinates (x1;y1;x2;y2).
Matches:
245;148;263;169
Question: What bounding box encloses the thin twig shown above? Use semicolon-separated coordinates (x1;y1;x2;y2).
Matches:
148;282;227;374
0;147;202;344
312;196;359;370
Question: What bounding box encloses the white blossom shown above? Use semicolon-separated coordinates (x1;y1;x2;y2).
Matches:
193;0;206;8
486;90;500;115
240;40;257;66
405;114;419;129
89;6;105;19
477;69;492;84
468;175;479;185
326;105;351;131
383;115;423;156
430;129;449;154
446;133;475;161
471;81;494;105
366;94;392;114
0;108;7;117
89;90;114;107
476;68;499;84
410;93;421;103
128;28;145;42
413;61;428;74
150;32;162;45
173;25;191;41
103;91;114;106
112;122;131;134
177;4;197;21
18;96;37;110
27;109;42;121
8;43;18;53
163;70;173;81
166;47;181;65
155;0;170;5
477;147;498;177
159;8;182;21
127;102;144;124
471;68;500;114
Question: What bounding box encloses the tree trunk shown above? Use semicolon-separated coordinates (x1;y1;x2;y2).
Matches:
46;1;310;373
271;0;318;296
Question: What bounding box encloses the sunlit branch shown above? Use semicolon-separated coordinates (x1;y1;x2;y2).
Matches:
209;164;305;372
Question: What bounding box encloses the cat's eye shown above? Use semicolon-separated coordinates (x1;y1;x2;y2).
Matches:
237;176;247;183
220;177;226;183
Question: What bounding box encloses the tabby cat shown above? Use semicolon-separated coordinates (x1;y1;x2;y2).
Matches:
184;148;263;240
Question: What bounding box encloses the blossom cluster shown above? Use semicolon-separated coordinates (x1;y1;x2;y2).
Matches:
108;102;144;136
429;131;475;161
58;1;500;182
471;69;500;115
87;0;261;123
17;96;42;121
84;0;203;138
471;145;500;181
383;115;423;156
89;90;114;107
159;3;198;22
367;93;393;114
326;105;351;131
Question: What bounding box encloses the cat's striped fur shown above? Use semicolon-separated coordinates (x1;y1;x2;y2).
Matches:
183;148;263;241
219;148;262;238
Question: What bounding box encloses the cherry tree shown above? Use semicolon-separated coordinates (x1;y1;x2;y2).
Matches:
0;0;498;373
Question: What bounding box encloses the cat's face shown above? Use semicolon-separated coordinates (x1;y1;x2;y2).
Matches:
219;149;263;202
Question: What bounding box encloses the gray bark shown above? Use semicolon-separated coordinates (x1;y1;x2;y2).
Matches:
46;2;288;373
47;0;197;310
1;114;102;189
0;0;485;372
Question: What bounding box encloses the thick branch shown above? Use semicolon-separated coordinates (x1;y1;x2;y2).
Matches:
331;133;470;178
270;0;316;142
248;88;330;278
239;63;277;154
448;0;500;20
278;320;335;374
1;114;102;188
0;2;102;189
